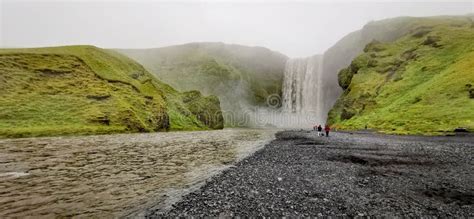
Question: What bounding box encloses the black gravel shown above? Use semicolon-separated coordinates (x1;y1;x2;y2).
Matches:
147;131;474;217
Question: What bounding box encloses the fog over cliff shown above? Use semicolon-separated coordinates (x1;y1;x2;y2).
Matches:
2;0;472;57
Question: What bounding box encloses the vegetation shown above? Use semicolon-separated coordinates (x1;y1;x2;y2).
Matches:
0;45;223;138
328;16;474;135
322;15;474;119
118;42;288;126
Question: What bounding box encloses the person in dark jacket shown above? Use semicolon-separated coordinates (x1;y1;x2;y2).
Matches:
324;125;331;137
317;125;323;136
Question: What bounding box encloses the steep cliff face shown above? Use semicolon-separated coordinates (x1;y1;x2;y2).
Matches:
0;46;224;138
327;15;474;134
118;42;288;126
321;15;474;119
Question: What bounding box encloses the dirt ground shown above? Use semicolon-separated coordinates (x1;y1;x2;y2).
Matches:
153;130;474;217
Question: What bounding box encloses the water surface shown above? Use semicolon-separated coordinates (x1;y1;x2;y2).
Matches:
0;128;277;218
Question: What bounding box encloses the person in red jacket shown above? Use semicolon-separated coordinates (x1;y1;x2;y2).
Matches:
324;125;331;137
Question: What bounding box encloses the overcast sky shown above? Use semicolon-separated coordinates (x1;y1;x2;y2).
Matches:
1;0;473;57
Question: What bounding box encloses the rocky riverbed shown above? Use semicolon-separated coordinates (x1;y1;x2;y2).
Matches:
0;128;277;218
153;130;474;217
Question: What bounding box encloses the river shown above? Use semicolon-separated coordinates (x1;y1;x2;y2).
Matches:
0;128;277;218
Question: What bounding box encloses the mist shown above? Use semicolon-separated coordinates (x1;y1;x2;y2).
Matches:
1;0;473;57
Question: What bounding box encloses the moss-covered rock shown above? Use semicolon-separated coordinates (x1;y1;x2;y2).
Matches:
328;16;474;135
182;91;224;129
422;35;442;48
337;68;352;90
363;40;384;52
337;54;370;90
341;108;356;120
0;46;223;138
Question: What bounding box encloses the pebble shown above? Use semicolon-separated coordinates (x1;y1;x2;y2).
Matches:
152;131;474;217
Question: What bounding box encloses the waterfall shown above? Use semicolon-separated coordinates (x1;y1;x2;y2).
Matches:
316;55;324;122
281;55;324;127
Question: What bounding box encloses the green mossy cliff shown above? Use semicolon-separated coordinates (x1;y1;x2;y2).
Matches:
0;45;223;138
328;16;474;135
118;42;288;126
118;42;287;105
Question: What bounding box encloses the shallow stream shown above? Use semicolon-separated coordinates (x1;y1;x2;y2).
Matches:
0;128;277;218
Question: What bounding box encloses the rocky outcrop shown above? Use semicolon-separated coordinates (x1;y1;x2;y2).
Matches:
182;90;224;130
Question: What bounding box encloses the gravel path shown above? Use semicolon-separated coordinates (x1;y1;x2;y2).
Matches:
149;131;474;217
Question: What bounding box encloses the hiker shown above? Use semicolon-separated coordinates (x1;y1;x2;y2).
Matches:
317;125;323;137
324;125;331;137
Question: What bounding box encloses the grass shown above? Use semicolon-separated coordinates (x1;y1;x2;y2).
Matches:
328;16;474;135
0;46;223;138
118;43;288;126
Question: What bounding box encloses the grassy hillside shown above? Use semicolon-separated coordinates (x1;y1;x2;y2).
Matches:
0;45;223;138
118;42;288;126
328;16;474;135
321;15;474;120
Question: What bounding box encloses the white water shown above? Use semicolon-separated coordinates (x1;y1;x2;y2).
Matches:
281;55;325;127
